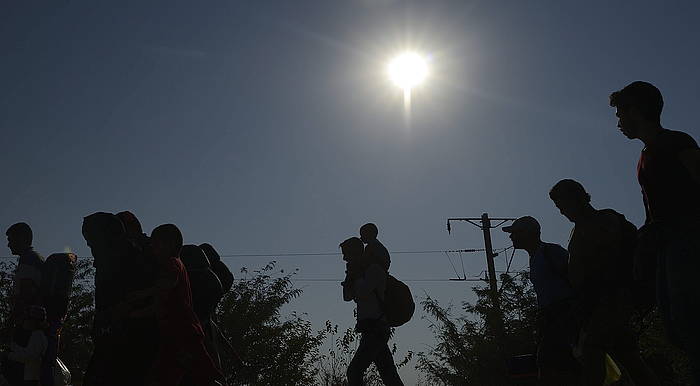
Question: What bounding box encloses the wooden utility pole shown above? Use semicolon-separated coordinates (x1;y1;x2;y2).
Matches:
447;213;517;350
447;213;516;296
480;213;499;301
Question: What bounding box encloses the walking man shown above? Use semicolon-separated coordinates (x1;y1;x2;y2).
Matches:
341;237;403;386
5;223;44;326
610;80;700;384
131;224;223;386
549;179;658;386
502;216;579;384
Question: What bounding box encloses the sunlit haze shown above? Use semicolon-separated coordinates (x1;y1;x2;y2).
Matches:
387;52;428;91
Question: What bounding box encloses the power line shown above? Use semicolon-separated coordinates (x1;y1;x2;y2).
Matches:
283;271;529;284
219;248;487;258
0;248;490;260
282;278;486;283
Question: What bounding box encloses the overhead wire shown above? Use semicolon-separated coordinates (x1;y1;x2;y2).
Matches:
0;246;522;286
444;251;462;280
280;278;486;283
505;247;517;274
0;248;490;260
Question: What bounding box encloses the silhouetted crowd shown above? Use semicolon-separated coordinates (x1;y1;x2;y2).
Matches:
3;80;700;386
3;212;233;386
504;81;700;386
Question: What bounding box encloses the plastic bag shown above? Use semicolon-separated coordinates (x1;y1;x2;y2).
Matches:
54;357;71;386
603;353;621;385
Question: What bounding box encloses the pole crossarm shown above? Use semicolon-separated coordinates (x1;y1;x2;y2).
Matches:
446;217;517;233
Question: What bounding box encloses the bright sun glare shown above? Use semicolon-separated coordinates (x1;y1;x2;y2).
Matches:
387;52;428;91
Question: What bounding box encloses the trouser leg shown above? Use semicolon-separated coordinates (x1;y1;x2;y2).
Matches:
661;227;700;385
40;320;61;386
348;329;387;386
373;341;404;386
537;302;581;385
580;344;606;386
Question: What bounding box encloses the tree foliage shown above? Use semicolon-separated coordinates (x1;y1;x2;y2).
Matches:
418;272;693;385
417;273;538;386
216;262;326;386
633;310;693;385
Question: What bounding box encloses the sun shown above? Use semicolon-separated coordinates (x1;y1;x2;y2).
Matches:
387;52;428;91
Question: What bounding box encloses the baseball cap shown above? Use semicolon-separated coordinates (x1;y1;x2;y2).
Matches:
502;216;540;234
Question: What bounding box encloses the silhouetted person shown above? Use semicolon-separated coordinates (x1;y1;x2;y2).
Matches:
115;211;158;295
359;223;390;271
82;213;130;314
115;211;160;385
130;224;222;386
502;216;579;384
199;243;234;294
5;223;44;326
117;211;149;250
38;252;77;386
82;212;152;385
549;179;658;386
198;243;238;374
1;306;48;386
610;80;700;383
341;237;403;386
180;245;224;373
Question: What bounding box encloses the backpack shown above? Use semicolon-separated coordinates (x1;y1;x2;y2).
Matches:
379;274;415;327
608;210;656;310
199;243;234;293
40;253;77;322
180;245;224;322
587;209;655;310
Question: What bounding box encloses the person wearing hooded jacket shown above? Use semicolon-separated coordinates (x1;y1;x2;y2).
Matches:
180;244;224;375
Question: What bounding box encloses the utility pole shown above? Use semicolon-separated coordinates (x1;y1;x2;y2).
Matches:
480;213;499;301
447;213;517;357
447;213;516;296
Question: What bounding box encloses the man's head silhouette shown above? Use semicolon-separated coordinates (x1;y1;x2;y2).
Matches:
117;211;144;240
502;216;541;251
359;223;379;244
340;237;364;263
151;224;183;259
6;222;32;255
610;81;664;140
549;179;592;223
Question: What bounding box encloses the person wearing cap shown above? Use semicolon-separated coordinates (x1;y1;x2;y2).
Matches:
1;305;49;386
549;179;658;386
610;81;700;383
503;216;579;384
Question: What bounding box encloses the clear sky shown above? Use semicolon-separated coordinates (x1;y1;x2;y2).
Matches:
2;1;700;384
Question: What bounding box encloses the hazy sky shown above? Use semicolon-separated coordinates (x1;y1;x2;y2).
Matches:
2;1;700;383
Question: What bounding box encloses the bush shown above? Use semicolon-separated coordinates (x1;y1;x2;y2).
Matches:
417;273;538;385
215;262;325;386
